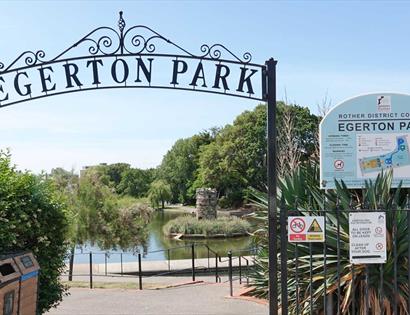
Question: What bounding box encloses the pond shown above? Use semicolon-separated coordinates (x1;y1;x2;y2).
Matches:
73;209;254;264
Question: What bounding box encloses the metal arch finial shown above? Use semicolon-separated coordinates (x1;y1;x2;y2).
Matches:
118;11;126;33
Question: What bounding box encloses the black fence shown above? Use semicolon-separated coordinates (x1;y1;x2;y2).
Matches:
278;197;410;315
64;243;255;296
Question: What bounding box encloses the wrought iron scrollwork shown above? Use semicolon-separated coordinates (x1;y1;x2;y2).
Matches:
0;50;46;72
0;11;253;73
72;27;121;56
199;44;252;63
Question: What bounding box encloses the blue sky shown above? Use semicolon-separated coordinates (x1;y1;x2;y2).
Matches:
1;0;410;173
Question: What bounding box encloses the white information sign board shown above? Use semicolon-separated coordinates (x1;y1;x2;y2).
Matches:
320;93;410;189
288;216;325;242
349;212;386;264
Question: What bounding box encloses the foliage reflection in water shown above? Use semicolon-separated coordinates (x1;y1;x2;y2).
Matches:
73;210;253;264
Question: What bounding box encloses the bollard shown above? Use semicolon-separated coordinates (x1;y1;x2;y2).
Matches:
207;247;210;270
89;252;93;289
138;253;142;290
120;253;123;276
191;243;195;281
215;254;219;283
105;252;108;276
228;251;233;296
168;249;171;271
246;259;249;285
239;256;242;285
68;251;74;282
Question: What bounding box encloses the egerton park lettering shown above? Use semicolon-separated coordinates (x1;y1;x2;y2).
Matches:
337;112;410;132
0;56;262;107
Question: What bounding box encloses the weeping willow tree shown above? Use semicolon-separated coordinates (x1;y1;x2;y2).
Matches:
249;163;410;314
49;167;153;252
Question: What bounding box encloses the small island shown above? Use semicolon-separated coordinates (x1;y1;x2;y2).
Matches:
163;188;252;239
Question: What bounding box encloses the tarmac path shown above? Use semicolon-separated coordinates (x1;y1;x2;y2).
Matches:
46;281;268;315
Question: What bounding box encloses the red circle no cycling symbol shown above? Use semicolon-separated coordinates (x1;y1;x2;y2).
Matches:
290;218;305;233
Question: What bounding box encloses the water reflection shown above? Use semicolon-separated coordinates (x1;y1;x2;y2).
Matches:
74;209;253;263
148;210;253;260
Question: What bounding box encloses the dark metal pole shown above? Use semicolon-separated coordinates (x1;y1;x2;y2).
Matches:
138;253;142;290
365;265;369;315
407;195;410;312
120;253;123;276
168;249;171;271
207;247;210;270
266;57;278;315
215;254;219;283
279;198;288;314
68;247;74;282
191;243;196;281
246;259;249;285
89;252;93;289
239;256;242;285
393;203;398;315
228;251;233;297
105;252;108;276
336;199;341;315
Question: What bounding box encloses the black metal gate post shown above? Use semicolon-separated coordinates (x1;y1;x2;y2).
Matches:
265;57;278;315
228;251;233;297
68;248;74;281
191;243;196;281
89;252;93;289
138;253;143;290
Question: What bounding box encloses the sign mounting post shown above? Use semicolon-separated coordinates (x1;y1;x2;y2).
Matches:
266;57;278;315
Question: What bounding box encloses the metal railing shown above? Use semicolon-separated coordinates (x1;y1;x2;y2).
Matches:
65;243;255;293
217;248;256;296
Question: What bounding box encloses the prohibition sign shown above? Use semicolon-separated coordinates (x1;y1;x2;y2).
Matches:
334;159;344;169
290;218;306;233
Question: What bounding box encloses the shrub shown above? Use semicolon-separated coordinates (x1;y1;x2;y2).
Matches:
249;164;410;314
0;152;69;314
111;202;153;250
163;216;251;237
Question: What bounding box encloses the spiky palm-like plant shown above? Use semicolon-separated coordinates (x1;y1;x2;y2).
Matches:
249;163;410;314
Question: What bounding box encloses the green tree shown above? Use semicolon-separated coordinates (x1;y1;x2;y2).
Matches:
148;179;172;209
0;152;68;314
49;168;81;239
159;130;216;204
195;103;318;207
50;166;152;251
76;167;118;246
49;168;82;281
117;168;155;197
195;104;267;207
104;163;131;188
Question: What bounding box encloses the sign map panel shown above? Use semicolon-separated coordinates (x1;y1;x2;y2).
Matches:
320;93;410;189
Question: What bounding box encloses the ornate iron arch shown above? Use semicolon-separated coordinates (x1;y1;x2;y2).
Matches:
0;12;267;108
0;12;280;315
